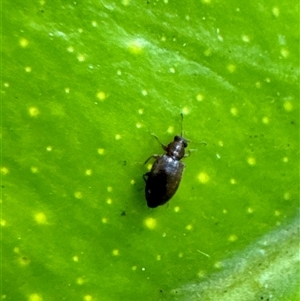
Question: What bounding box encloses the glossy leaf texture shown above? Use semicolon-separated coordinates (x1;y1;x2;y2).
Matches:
2;1;299;300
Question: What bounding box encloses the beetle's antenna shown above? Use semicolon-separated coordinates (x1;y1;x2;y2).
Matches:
180;113;184;137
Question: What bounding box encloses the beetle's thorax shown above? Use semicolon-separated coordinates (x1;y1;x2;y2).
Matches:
166;136;188;160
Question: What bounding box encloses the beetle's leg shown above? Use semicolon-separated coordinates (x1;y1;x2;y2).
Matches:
184;151;190;158
184;142;206;157
151;133;168;151
143;172;150;182
184;148;199;157
144;154;159;164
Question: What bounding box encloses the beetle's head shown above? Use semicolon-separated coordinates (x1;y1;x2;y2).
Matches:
166;135;188;159
174;135;188;147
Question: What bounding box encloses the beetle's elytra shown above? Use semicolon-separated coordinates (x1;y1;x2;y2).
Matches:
143;115;188;208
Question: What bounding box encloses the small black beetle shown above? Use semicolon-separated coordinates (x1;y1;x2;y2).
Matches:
143;115;188;208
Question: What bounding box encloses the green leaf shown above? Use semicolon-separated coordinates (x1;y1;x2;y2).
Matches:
2;1;299;300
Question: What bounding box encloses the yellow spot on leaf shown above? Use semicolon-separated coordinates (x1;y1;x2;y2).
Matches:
112;249;119;256
77;54;86;62
272;7;280;17
197;270;206;278
185;224;193;230
146;163;152;171
247;157;256;165
67;46;74;52
96;91;106;101
228;234;238;242
128;39;144;54
167;126;174;134
182;107;190;115
247;207;254;213
83;295;92;301
1;167;9;175
73;255;79;262
262;116;269;124
28;293;43;301
85;169;92;176
97;148;105;155
284;101;293;111
198;172;210;183
255;81;262;89
242;35;250;42
74;191;83;199
227;64;236;73
31;166;39;173
196;93;204;101
280;48;289;58
230;107;238;116
76;277;84;285
204;48;212;56
34;212;47;224
20;38;29;47
214;261;222;269
174;206;180;212
29;107;40;117
144;217;157;229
